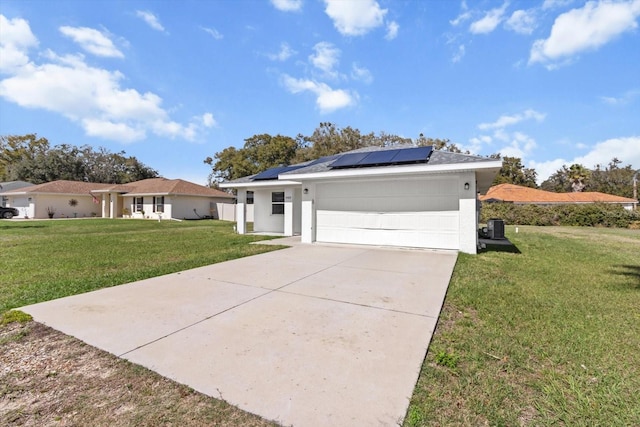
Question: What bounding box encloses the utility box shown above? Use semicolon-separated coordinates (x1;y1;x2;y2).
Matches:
487;218;505;240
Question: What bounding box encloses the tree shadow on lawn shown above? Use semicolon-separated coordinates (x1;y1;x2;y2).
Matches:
611;265;640;288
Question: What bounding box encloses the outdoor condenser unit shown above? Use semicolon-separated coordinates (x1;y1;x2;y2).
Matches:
487;218;505;240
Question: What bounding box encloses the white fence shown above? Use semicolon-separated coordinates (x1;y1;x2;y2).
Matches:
217;203;254;222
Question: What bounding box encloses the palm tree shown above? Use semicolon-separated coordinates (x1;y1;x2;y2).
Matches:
568;164;590;192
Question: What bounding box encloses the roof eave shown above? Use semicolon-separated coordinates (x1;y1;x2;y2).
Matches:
219;180;302;189
283;160;503;181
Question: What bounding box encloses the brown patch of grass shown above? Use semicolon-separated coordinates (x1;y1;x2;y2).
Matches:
0;321;277;427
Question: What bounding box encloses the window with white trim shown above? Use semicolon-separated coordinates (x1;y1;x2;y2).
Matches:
246;191;254;205
271;192;284;215
134;197;143;212
153;196;164;213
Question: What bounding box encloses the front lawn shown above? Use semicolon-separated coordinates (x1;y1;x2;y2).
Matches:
1;220;638;425
406;226;640;426
0;219;281;313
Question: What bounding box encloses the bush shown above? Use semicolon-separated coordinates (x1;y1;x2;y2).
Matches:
481;203;640;228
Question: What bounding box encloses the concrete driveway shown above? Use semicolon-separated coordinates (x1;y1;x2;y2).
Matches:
20;241;457;427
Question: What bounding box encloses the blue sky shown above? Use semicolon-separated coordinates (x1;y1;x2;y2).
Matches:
1;0;639;185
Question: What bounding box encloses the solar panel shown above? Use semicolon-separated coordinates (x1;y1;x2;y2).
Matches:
253;165;305;181
330;146;433;169
358;149;400;166
391;146;432;163
329;152;372;168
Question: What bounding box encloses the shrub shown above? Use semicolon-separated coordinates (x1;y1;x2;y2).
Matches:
481;202;640;228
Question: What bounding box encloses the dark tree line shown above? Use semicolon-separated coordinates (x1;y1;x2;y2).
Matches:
0;134;158;184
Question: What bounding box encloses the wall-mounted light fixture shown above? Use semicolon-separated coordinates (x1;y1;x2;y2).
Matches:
303;188;309;194
464;182;470;190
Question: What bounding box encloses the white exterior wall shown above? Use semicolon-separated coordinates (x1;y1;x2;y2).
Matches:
122;196;166;219
253;188;285;233
6;196;35;218
457;171;478;254
9;194;100;219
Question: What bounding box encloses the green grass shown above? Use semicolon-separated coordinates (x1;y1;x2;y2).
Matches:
0;219;282;313
3;219;639;425
406;226;640;426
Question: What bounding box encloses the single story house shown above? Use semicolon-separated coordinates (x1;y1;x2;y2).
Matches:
220;145;503;254
0;178;234;220
480;183;638;211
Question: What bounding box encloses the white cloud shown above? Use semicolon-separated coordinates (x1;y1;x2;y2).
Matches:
452;44;466;63
530;136;640;182
135;10;166;32
268;42;296;61
530;0;640;66
469;2;509;34
0;15;38;73
201;112;216;127
323;0;387;36
600;88;640;105
450;1;471;26
351;63;373;84
385;21;399;40
505;9;537;35
281;74;356;113
201;26;223;40
309;42;340;76
542;0;574;10
495;132;539;159
270;0;303;12
0;19;210;143
59;26;123;58
478;109;546;130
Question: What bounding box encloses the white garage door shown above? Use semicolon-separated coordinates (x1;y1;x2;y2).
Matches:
315;177;460;250
11;197;34;219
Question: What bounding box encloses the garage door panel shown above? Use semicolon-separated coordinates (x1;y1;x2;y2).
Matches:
316;210;460;250
315;179;461;250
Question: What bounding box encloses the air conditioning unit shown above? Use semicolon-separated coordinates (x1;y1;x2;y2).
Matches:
487;218;505;240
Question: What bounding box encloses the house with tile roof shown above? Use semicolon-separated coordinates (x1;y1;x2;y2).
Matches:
480;183;638;211
0;178;234;220
220;145;503;254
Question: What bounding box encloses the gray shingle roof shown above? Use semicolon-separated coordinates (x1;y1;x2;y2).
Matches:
223;145;498;184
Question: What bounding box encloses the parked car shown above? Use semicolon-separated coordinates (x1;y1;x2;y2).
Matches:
1;206;19;219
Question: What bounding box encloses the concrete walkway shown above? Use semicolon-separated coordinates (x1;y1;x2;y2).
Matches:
20;242;457;427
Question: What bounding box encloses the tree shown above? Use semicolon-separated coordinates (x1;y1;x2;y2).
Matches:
492;156;538;188
540;165;572;192
540;158;637;199
0;134;50;181
568;164;590;192
1;134;158;184
587;158;636;199
205;134;299;184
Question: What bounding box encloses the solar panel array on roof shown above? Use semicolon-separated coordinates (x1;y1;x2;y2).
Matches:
330;146;432;169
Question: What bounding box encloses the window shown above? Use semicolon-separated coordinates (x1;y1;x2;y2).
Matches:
271;192;284;215
153;196;164;213
246;191;254;205
134;197;143;212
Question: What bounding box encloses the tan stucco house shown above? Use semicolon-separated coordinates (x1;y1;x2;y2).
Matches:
0;178;234;220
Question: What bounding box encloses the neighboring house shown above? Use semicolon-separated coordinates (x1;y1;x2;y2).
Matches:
0;178;234;220
480;183;638;211
0;181;34;207
220;145;503;254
